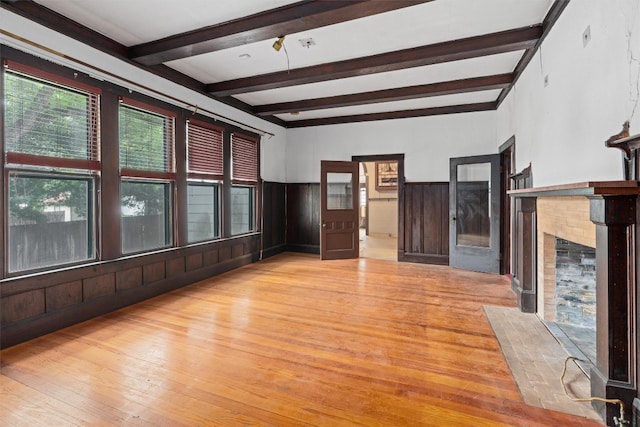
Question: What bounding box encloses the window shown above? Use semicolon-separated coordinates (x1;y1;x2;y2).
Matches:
120;180;170;253
4;63;100;273
187;183;219;241
230;133;258;235
119;99;175;253
186;120;223;242
230;185;255;235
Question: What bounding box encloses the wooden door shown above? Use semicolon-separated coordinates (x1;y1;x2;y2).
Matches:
320;161;359;260
449;154;501;273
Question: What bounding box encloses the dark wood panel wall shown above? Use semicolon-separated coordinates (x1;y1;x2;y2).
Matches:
286;183;321;254
261;181;287;258
399;182;449;265
1;234;260;348
284;181;451;263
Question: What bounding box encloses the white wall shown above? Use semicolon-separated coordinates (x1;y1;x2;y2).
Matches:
364;162;398;237
287;112;497;183
0;7;288;183
496;0;640;187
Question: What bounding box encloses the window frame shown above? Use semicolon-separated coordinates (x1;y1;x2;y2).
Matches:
230;132;259;236
118;98;177;254
184;119;224;243
3;62;101;275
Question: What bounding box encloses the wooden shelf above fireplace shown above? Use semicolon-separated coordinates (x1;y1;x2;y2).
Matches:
508;180;640;197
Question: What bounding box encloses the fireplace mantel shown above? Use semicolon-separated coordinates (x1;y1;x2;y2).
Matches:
508;180;639;424
509;180;640;197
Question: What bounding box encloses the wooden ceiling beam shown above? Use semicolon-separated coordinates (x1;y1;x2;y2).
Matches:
207;25;542;96
285;102;497;128
254;73;513;116
129;0;430;65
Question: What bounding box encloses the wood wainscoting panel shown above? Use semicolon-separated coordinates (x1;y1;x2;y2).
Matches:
45;280;83;311
400;182;449;265
1;289;45;324
82;273;116;301
286;183;320;254
262;181;287;257
115;267;143;292
0;253;603;426
1;234;261;348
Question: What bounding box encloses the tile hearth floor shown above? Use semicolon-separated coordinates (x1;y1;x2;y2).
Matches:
484;305;602;422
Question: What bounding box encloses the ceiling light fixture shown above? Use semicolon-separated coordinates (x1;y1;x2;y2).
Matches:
272;35;286;52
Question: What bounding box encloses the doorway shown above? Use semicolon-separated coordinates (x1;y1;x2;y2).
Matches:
359;161;398;261
352;154;404;261
318;155;404;261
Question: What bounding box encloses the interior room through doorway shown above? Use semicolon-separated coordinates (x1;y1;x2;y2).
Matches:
359;161;397;261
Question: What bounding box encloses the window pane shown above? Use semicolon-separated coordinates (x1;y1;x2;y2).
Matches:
121;181;171;253
8;174;94;272
4;72;98;161
119;105;173;172
327;172;353;210
231;186;255;235
456;162;491;248
187;184;219;242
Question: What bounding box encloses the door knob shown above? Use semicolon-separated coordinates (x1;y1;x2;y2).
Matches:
322;223;327;228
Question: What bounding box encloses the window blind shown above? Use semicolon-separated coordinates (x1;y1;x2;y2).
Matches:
119;101;175;178
187;120;223;180
4;70;100;170
231;133;258;184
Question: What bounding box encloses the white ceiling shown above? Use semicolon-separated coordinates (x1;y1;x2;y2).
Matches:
30;0;557;126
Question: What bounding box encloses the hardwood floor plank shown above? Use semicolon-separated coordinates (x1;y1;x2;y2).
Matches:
1;253;603;426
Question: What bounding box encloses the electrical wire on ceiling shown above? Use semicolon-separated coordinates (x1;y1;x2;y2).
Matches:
272;35;290;74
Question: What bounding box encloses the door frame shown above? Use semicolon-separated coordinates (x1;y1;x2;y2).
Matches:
352;154;404;261
499;136;515;275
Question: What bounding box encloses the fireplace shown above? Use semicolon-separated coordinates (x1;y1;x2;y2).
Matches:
533;197;598;370
510;181;639;425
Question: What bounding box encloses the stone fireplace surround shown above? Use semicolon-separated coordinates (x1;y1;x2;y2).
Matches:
510;181;639;425
537;196;595;322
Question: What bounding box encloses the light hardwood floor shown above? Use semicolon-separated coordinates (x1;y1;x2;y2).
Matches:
1;253;603;426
